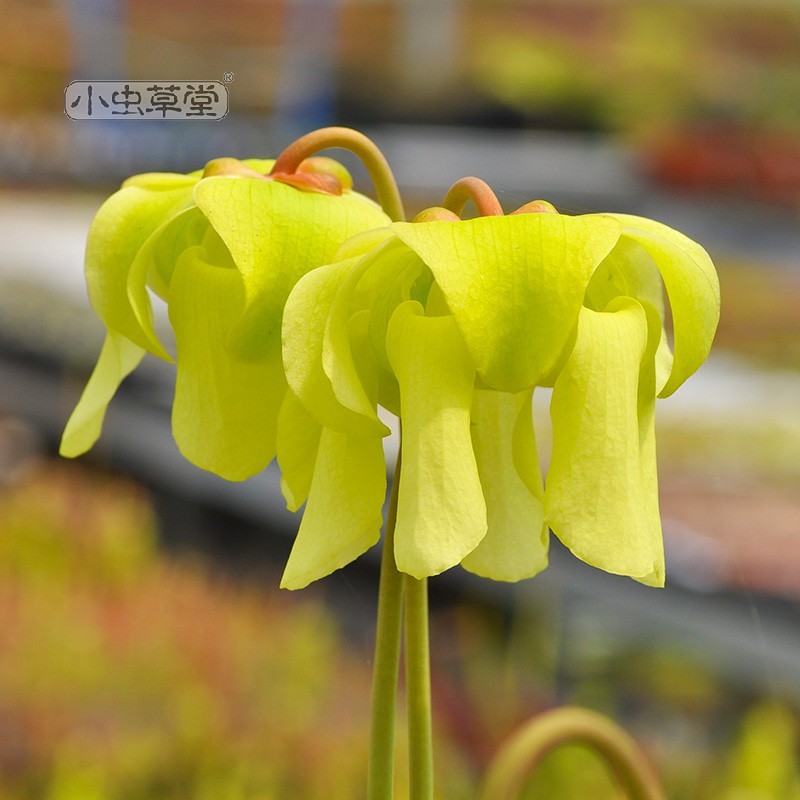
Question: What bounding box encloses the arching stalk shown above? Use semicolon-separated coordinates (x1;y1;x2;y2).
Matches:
480;706;668;800
270;126;405;222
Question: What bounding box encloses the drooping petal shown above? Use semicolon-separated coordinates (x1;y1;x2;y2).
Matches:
461;389;548;582
59;330;145;458
545;297;664;586
322;237;424;420
600;213;720;397
125;206;208;360
280;426;386;590
363;241;429;416
584;234;675;393
386;301;487;578
584;234;665;317
85;179;197;351
391;214;621;391
276;389;322;512
323;309;379;423
282;258;388;436
168;246;286;481
193;177;391;361
134;159;273;303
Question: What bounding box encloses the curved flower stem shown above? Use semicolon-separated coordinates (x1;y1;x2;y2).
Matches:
270;126;406;222
405;574;434;800
367;451;405;800
441;177;504;218
479;706;667;800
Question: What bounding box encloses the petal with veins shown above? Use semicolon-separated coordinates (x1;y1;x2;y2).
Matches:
600;213;720;397
386;301;487;578
462;389;548;581
59;330;145;458
283;258;388;436
168;246;286;480
391;214;621;391
281;426;386;590
86;180;196;351
277;389;322;513
193;177;390;360
546;297;664;586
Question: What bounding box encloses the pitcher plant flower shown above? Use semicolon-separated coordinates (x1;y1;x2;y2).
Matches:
280;185;719;589
59;129;715;800
60;151;394;481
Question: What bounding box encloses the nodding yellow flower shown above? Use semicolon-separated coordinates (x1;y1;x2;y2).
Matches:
279;209;719;589
59;158;391;480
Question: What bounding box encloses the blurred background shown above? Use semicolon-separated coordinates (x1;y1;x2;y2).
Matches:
1;0;800;797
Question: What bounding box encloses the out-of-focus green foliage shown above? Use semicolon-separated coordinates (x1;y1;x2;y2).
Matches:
471;3;800;138
0;463;374;799
721;702;800;800
0;462;798;798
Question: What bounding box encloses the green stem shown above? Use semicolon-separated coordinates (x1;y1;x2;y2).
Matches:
441;176;504;218
405;574;434;800
270;126;406;222
479;706;668;800
367;452;405;800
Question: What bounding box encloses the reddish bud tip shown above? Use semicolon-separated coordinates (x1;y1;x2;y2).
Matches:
202;158;267;179
510;200;559;215
270;171;344;195
412;206;461;222
297;157;354;191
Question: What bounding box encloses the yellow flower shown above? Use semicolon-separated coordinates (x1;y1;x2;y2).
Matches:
279;210;719;588
60;158;390;480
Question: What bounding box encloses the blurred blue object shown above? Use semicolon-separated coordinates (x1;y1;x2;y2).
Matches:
65;0;126;78
270;0;339;142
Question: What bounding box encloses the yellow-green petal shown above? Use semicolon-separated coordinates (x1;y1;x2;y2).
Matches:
122;206;208;361
280;426;386;590
168;246;286;481
601;213;720;398
143;205;211;302
332;226;394;261
391;215;621;391
323;308;380;422
545;297;664;586
193;176;390;361
122;172;199;191
276;389;322;512
584;233;676;392
362;239;428;415
322;239;421;419
85;180;196;350
283;258;388;436
462;389;548;582
386;301;487;578
59;330;145;458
